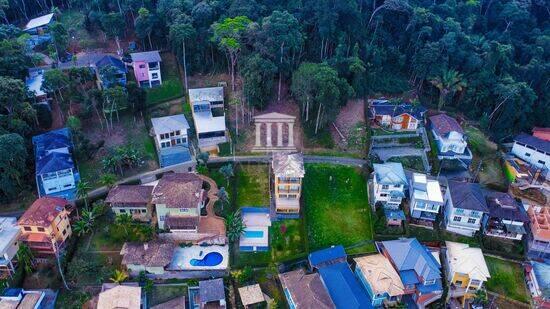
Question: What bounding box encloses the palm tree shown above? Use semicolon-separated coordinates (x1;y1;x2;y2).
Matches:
473;289;489;306
99;173;117;188
219;164;234;186
430;69;467;111
225;210;245;242
72;219;91;236
110;269;128;284
16;244;34;274
217;187;230;212
115;214;134;237
76;181;92;210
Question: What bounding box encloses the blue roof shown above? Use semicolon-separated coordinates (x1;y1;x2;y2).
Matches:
373;163;407;186
381;238;441;282
2;288;22;297
318;262;373;309
416;279;443;294
33;128;76;175
32;128;71;157
308;245;346;268
96;55;127;72
370;101;427;120
385;209;406;220
532;261;550;298
36;152;75;174
399;270;420;285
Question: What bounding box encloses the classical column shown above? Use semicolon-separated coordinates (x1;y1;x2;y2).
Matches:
288;122;294;147
255;122;262;147
266;122;272;147
277;122;283;147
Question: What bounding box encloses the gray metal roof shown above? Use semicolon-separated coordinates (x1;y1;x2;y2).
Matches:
131;50;162;63
447;180;489;212
188;87;224;103
272;152;305;178
514;133;550;154
373;163;407;185
151;114;190;134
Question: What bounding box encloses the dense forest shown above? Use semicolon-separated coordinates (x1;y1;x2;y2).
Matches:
0;0;548;199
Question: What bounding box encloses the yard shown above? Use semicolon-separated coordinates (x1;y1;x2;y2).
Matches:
303;164;375;253
146;52;184;106
148;284;188;307
235;164;271;207
485;256;529;303
465;126;508;190
388;155;425;172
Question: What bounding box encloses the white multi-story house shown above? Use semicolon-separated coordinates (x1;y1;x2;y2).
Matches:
188;87;227;153
429;114;472;167
0;217;21;276
409;173;444;222
371;163;407;209
511;133;550;170
444;181;489;237
151;114;194;169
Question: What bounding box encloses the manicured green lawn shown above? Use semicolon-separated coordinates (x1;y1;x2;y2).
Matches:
485;256;529;303
236;164;270;207
303;164;375;252
149;285;188;307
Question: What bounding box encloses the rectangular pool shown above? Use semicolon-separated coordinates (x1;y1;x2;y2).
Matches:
244;230;264;238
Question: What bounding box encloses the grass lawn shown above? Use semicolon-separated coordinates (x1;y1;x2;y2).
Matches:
303;164;375;252
389;155;424;171
146;53;184;106
465;126;507;190
148;285;188;307
235;164;270;207
55;290;93;309
485;256;529;303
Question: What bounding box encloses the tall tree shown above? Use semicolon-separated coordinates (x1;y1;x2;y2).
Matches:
169;19;195;91
241;54;277;109
0;133;27;200
430;69;467;111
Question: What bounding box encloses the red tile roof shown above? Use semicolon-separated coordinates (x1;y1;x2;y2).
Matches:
152;173;204;209
18;197;69;227
429;114;464;136
105;185;153;205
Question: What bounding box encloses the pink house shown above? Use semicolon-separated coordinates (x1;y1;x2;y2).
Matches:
130;51;162;88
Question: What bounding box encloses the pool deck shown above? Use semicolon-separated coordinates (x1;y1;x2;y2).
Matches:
167;245;229;271
240;208;271;250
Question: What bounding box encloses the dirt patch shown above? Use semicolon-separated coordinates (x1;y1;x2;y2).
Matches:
331;99;365;146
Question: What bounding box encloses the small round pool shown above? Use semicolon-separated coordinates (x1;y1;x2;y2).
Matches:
190;252;223;267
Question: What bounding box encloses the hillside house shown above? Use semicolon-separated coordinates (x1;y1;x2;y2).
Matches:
272;152;305;218
18;197;72;256
532;127;550;141
429;114;472;167
527;204;550;259
151;114;194;168
483;191;529;240
188;87;227;153
445;241;490;306
95;55;127;89
32;128;80;201
371;162;407;209
279;268;335;309
23;13;54;48
0;218;21;276
443;181;489;237
511;133;550;170
96;284;142;309
354;254;405;307
409;173;444;222
379;238;443;308
120;241;176;276
525;261;550;308
26;68;49;106
368;99;427;131
105;185;154;222
130;51;162;88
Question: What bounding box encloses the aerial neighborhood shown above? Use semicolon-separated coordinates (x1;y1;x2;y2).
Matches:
0;1;547;309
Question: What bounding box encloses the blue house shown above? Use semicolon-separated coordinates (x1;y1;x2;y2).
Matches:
95;55;127;89
151;115;195;168
378;238;442;308
308;246;373;309
32;128;80;201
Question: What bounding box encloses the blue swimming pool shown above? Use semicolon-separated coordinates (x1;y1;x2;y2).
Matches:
244;230;264;238
190;252;223;267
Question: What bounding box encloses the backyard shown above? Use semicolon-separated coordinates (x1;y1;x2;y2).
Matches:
148;284;188;307
235;164;271;207
465;126;508;190
485;256;529;303
146;52;185;106
303;164;375;252
388;155;425;172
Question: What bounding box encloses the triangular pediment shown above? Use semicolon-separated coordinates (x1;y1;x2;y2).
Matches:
254;112;296;120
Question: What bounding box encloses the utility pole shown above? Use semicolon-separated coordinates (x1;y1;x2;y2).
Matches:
473;159;483;183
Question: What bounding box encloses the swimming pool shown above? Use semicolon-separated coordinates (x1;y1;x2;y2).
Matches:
244;230;264;238
189;252;223;267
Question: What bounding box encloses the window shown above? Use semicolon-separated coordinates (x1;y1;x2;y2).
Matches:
62;229;66;235
424;279;436;285
24;226;32;231
525;152;531;157
160;133;166;140
468;218;476;224
152;73;158;79
470;279;481;286
382;185;389;190
37;227;45;232
159;215;165;221
175;130;181;135
179;208;189;213
139;64;146;69
455;208;464;214
141;209;147;213
119;209;126;213
538;160;546;165
380;193;388;197
453;216;462;222
455;280;463;286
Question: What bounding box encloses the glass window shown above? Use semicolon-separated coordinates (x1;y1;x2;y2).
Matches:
453;216;462;222
525;153;531;157
37;227;45;232
382;185;389;189
24;226;32;231
175;130;181;135
152;73;158;79
119;209;126;213
380;193;388;197
468;218;476;224
62;229;66;235
170;132;175;137
159;215;165;221
139;64;146;69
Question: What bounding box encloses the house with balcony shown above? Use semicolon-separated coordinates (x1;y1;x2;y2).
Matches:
272;152;305;218
378;238;443;308
0;218;21;276
130;51;162;88
526;204;550;259
443;181;489;237
445;241;490;307
32;128;80;201
409;173;444;223
279;268;335;309
483;191;529;240
511;133;550;171
151;114;194;168
371;162;407;209
429;114;472;168
17;197;72;256
368;99;427;131
188;87;227;153
105;185;154;222
95;55;127;89
354;254;405;307
525;261;550;308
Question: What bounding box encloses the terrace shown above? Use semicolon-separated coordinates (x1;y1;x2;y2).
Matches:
167;245;229;271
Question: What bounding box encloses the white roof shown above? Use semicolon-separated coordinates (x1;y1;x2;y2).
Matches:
26;70;45;97
188;87;224;103
151;114;190;134
446;241;490;281
0;218;19;255
272;153;305;178
24;13;54;31
193;112;226;134
412;173;443;203
238;284;266;307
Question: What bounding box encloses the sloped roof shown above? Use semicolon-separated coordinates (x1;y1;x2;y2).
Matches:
354;254;405;297
278;269;335;309
532;261;550;299
370;101;427;120
381;238;441;282
105;185;153;205
447;181;489;212
317;262;373;309
131;50;162;63
121;241;176;267
19;197;69;227
253;112;296;121
445;241;490;281
199;278;225;303
24;13;54;30
308;245;346;268
32;128;71;157
485;191;529;222
35;152;75;174
97;285;141;309
151;114;190;134
150;296;186;309
238;284;265;306
152;173;203;208
165;216;199;230
272;152;305;178
96;55;126;71
373;163;407;185
514;133;550;153
429;114;464;136
188;87;224;103
385;209;406;220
